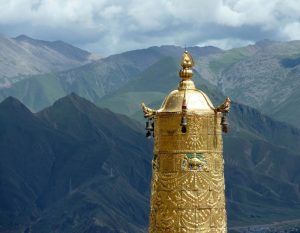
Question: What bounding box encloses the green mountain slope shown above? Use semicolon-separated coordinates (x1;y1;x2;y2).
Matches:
0;73;66;111
196;40;300;128
1;40;300;128
98;56;222;122
0;46;221;112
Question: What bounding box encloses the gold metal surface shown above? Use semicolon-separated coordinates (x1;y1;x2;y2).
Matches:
143;51;227;233
141;102;157;118
158;90;215;113
216;97;231;113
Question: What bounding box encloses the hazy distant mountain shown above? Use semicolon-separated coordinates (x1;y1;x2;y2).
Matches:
1;93;300;233
195;40;300;128
0;35;96;86
0;45;222;112
97;56;222;122
1;39;300;128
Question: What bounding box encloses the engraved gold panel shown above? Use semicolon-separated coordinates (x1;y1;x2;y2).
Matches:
194;171;211;191
180;209;197;229
207;134;223;151
181;228;193;233
210;208;227;228
181;190;200;209
157;172;188;191
156;227;182;233
211;153;224;175
156;190;181;209
196;208;211;229
149;209;156;230
154;113;223;154
148;103;226;232
156;209;180;228
188;115;208;132
149;113;227;233
208;115;222;135
159;154;183;172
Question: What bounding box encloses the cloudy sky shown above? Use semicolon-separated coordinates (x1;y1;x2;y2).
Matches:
0;0;300;56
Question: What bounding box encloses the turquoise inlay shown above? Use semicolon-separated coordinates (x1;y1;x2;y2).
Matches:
186;153;205;161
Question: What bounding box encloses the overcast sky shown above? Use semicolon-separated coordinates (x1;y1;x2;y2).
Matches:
0;0;300;56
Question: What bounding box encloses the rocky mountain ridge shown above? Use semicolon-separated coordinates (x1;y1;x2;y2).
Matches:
0;44;222;111
0;94;152;233
1;39;299;129
0;34;96;86
195;40;300;128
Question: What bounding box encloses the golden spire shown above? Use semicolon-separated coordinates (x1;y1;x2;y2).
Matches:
178;50;196;90
145;49;228;233
179;50;194;80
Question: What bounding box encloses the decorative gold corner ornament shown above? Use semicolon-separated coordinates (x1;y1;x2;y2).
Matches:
216;97;231;133
141;102;156;118
216;97;231;113
142;50;228;233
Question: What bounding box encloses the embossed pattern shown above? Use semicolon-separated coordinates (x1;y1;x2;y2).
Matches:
149;113;227;233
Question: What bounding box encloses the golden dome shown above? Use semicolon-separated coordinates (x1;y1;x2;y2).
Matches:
157;51;215;114
158;89;214;113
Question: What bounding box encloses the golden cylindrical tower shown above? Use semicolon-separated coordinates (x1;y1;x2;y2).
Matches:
142;51;230;233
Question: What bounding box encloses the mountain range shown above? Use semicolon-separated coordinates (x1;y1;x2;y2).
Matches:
0;38;222;112
195;40;300;128
0;37;299;130
0;35;97;87
1;92;300;232
1;35;300;232
0;94;152;233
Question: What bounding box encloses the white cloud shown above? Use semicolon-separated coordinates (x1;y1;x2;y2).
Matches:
282;22;300;40
0;0;299;55
215;2;242;27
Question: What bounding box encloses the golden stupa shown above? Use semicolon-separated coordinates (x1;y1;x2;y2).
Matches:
142;51;230;233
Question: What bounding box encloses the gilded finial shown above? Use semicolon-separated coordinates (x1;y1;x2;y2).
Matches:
178;50;196;90
181;50;194;69
179;50;194;80
216;97;231;133
216;97;231;113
